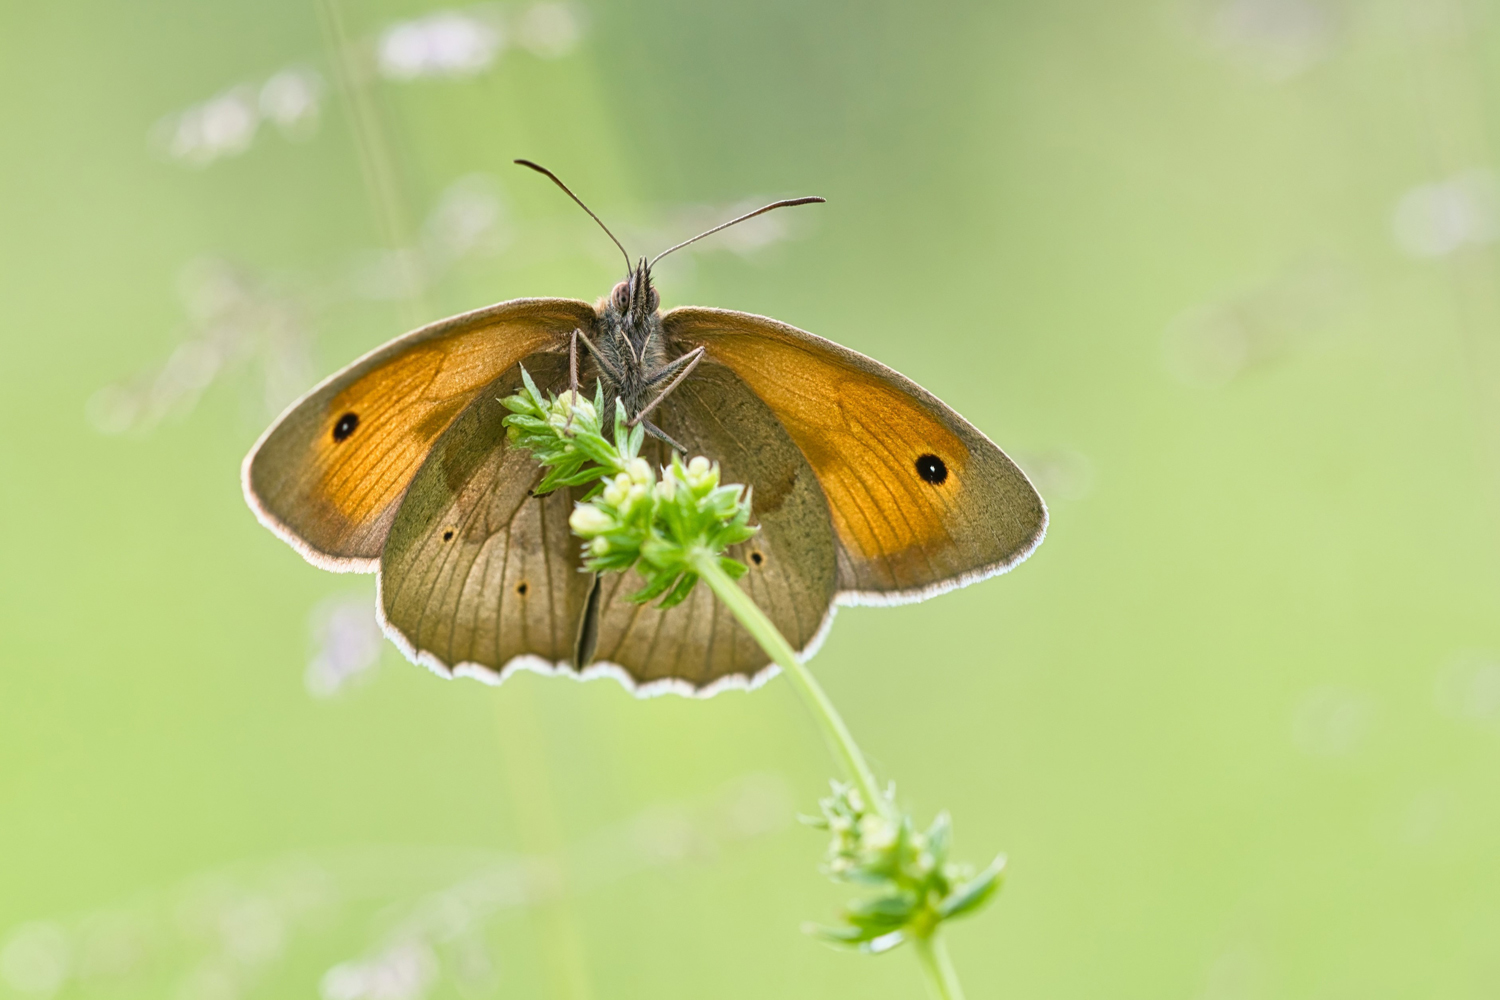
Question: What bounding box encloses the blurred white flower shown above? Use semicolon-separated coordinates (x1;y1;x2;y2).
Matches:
1194;0;1340;81
86;257;313;435
321;942;437;1000
259;67;324;140
154;86;259;168
517;3;586;57
306;594;384;699
1392;169;1500;258
152;67;324;167
378;10;505;80
0;922;70;997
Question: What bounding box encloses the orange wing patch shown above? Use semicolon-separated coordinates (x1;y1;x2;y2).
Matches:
246;298;595;569
319;338;505;525
745;346;968;575
665;307;1046;598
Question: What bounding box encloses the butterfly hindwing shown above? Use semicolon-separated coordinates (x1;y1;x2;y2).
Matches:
585;361;840;692
662;307;1047;602
379;353;596;677
243;298;594;570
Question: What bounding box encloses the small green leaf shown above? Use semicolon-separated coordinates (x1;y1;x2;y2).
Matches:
519;365;542;404
925;810;952;865
843;892;918;932
937;855;1006;921
656;571;700;609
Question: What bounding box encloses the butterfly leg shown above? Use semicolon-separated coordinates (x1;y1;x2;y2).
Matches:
576;327;624;384
629;346;705;428
569;328;580;394
640;418;689;455
563;329;582;431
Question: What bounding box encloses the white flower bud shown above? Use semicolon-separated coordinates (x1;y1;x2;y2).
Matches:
682;456;717;492
654;477;677;501
602;474;630;507
561;390;595;421
569;504;614;535
590;536;610;556
627;457;653;485
858;814;896;850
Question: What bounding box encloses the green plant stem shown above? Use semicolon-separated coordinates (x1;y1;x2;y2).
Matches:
912;932;965;1000
692;553;890;821
694;554;969;999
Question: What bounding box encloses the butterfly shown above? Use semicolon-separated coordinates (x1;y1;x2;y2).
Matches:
243;161;1047;697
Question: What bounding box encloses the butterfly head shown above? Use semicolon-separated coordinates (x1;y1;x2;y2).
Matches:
609;257;660;320
597;258;666;389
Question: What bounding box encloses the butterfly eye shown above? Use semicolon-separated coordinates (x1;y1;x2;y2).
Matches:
332;412;359;442
915;454;948;485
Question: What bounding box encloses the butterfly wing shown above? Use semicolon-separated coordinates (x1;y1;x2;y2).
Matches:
584;361;840;694
379;355;838;694
243;298;594;571
662;307;1046;603
378;353;597;678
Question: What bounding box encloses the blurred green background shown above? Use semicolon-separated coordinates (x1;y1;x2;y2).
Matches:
4;0;1500;997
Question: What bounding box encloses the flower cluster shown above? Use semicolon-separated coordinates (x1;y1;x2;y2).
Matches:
500;370;757;607
570;453;757;607
500;368;639;496
802;782;1005;952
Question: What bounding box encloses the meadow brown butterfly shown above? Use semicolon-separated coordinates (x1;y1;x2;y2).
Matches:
243;161;1046;696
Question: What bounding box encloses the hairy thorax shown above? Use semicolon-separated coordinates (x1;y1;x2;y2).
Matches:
590;273;671;416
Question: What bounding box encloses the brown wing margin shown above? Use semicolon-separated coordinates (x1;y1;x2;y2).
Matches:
242;298;595;572
662;306;1047;603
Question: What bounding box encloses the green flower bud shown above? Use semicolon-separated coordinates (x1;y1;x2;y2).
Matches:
627;457;653;486
602;474;630;507
569;504;615;536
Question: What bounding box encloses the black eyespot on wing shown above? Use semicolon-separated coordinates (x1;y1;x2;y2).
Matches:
516;582;528;596
333;412;359;442
915;454;948;485
749;551;765;566
442;529;455;542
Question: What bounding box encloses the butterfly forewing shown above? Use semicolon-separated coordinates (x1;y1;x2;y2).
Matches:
663;307;1047;602
243;298;594;570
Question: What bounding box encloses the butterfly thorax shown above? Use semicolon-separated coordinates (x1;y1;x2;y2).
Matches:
591;259;668;417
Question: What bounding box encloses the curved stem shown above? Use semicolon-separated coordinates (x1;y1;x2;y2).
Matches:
912;933;965;1000
692;554;891;820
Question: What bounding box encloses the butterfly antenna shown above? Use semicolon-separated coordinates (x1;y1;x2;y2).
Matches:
649;196;825;267
514;159;631;272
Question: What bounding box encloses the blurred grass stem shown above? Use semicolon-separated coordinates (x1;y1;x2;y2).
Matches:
314;0;428;325
912;934;964;1000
